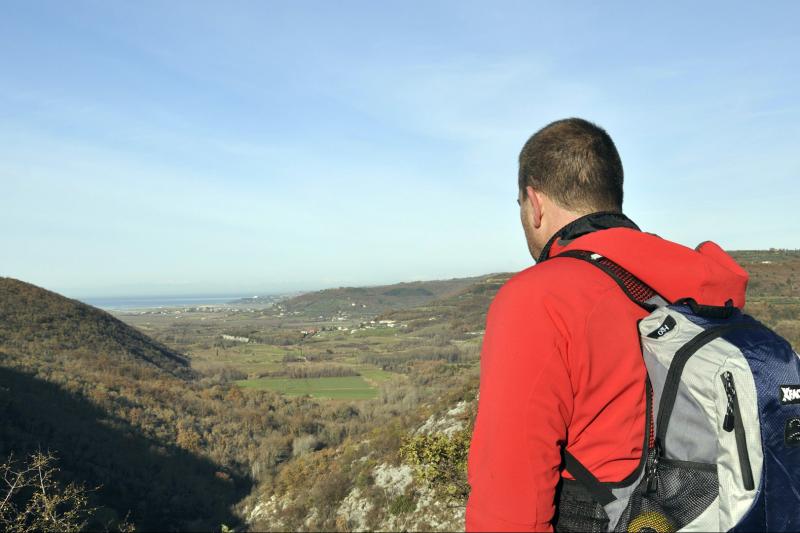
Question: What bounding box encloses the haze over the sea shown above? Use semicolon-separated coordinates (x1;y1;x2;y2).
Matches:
80;294;250;311
1;1;798;298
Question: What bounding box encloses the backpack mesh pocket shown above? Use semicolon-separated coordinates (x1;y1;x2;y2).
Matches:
615;457;718;532
555;479;610;532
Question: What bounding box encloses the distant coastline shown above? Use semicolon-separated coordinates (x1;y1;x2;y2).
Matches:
80;295;248;311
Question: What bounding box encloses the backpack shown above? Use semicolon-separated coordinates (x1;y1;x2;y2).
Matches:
553;250;800;532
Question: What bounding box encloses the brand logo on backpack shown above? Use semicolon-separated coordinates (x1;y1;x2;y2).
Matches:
785;418;800;447
780;385;800;405
646;315;677;339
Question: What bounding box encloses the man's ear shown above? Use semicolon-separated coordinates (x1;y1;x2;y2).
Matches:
526;186;543;229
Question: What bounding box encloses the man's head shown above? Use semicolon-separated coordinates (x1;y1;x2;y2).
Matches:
517;118;624;260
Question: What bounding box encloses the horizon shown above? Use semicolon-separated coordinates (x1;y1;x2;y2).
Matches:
6;245;797;301
2;2;799;297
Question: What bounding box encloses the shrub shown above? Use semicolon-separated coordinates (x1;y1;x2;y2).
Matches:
399;429;471;500
388;493;416;515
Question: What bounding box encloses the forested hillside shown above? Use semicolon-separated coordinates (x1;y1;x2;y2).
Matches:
0;278;189;376
0;278;242;529
0;275;491;530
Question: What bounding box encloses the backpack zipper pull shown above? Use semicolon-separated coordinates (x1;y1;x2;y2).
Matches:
722;372;736;432
645;467;659;494
644;440;662;494
720;370;755;490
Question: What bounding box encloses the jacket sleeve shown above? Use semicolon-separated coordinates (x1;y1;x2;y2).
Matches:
466;283;573;532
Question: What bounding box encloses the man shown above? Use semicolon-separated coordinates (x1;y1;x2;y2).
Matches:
465;118;748;531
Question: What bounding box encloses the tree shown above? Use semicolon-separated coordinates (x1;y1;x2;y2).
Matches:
0;451;95;533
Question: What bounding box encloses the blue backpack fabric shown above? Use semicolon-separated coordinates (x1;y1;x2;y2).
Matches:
686;304;800;531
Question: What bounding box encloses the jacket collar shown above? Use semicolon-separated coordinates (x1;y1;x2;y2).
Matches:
538;211;640;263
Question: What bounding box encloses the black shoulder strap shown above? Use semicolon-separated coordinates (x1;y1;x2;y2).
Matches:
563;450;617;506
555;249;665;507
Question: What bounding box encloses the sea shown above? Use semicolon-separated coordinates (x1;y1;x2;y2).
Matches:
80;295;248;311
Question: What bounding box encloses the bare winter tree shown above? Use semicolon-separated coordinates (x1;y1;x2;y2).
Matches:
0;451;94;533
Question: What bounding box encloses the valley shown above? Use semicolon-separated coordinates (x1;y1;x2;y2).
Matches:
0;249;797;531
114;274;495;403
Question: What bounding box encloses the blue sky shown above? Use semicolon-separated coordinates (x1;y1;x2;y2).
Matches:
1;1;798;297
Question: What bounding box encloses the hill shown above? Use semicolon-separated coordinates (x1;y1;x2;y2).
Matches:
375;250;800;346
0;278;251;530
376;274;512;335
729;249;800;298
729;250;800;347
0;277;190;377
277;276;489;318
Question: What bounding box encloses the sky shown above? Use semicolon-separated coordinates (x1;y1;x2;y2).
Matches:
1;1;798;298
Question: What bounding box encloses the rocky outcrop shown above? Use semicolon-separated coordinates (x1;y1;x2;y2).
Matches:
244;399;475;531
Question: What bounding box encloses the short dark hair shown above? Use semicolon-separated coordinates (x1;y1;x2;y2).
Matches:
518;118;623;212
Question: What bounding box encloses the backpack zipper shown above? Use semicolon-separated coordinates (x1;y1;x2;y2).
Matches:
655;322;763;454
648;380;655;450
721;371;755;490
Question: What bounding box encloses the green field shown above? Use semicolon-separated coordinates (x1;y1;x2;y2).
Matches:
358;367;394;383
235;375;378;399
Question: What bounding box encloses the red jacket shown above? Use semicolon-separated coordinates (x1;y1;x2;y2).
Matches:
466;216;748;532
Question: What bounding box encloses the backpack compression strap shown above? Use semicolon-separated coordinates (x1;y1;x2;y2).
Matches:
563;450;617;506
